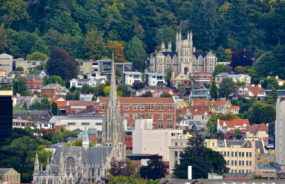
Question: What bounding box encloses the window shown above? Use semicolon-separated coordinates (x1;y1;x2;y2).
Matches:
32;62;36;65
231;160;234;166
235;152;237;157
68;122;76;125
235;161;237;166
158;123;163;129
158;114;163;120
249;161;252;166
140;114;145;119
242;161;244;166
224;152;226;157
232;152;234;157
34;85;37;88
242;152;244;157
187;115;193;120
140;105;145;110
149;105;154;110
227;160;229;166
158;105;163;111
167;123;172;128
133;113;138;119
239;161;241;166
175;151;178;157
129;75;132;77
249;152;252;157
82;123;89;125
102;105;105;110
148;114;153;119
124;104;129;110
227;152;229;157
175;143;178;146
167;114;172;120
239;152;241;157
246;152;248;157
124;113;129;120
167;105;172;111
246;161;248;166
133;105;138;110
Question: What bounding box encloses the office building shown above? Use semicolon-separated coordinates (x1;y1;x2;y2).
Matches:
276;99;285;165
0;91;13;141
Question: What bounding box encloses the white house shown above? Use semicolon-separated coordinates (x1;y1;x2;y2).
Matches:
37;70;48;79
80;93;93;101
122;71;142;86
49;116;128;132
69;78;97;88
228;85;266;101
132;119;182;161
145;72;166;86
217;119;250;134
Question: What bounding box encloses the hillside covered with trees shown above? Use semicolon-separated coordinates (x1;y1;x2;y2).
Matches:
0;0;284;65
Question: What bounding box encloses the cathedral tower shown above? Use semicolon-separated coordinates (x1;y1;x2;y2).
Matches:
101;54;126;160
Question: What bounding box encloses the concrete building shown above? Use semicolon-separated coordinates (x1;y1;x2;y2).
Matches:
132;119;182;161
169;137;263;174
14;59;46;73
276;99;285;165
145;72;166;86
122;71;142;86
149;31;217;75
0;53;13;73
0;168;21;184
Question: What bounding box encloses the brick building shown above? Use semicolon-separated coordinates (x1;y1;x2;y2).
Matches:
170;72;191;87
192;71;213;86
26;75;43;94
96;97;176;129
41;82;67;98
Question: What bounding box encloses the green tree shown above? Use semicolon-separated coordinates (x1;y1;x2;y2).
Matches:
15;66;24;71
84;29;105;60
117;84;131;97
12;76;29;96
234;128;243;140
43;76;65;86
210;80;218;100
218;78;236;98
160;92;172;98
269;87;278;102
73;91;80;100
173;134;229;179
212;65;232;77
2;0;28;22
261;77;279;90
51;102;60;115
125;36;145;62
0;23;8;53
22;101;28;110
26;52;49;61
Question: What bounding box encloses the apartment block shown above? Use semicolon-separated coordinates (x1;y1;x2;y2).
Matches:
276;99;285;165
14;59;46;73
96;97;176;129
0;53;13;72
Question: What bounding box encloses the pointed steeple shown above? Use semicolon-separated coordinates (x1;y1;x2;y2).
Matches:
190;30;193;41
51;150;55;163
35;150;39;165
34;151;39;174
109;53;117;104
47;155;49;165
83;124;89;149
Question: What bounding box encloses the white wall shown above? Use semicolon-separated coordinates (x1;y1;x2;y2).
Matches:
132;119;182;161
276;100;285;165
124;74;142;86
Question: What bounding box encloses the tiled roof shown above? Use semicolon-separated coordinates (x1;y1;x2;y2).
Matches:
238;86;265;96
194;99;211;106
173;72;180;79
26;75;42;81
192;71;212;76
215;100;229;106
276;79;284;82
50;97;61;103
230;106;240;110
177;106;209;116
68;101;95;106
219;119;250;128
0;68;6;72
152;89;178;96
56;101;67;106
98;97;174;104
246;123;268;133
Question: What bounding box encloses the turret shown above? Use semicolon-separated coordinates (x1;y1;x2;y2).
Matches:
168;42;172;52
161;41;165;52
82;125;89;149
59;148;65;174
187;31;190;41
190;30;193;41
34;151;39;174
176;31;178;41
179;30;182;40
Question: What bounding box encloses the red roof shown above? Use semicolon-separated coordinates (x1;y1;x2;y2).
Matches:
231;106;240;110
98;97;174;104
219;119;250;128
50;97;61;104
193;71;212;76
194;99;211;106
56;101;67;106
0;68;6;72
238;86;265;96
69;101;95;106
152;89;177;96
173;72;181;79
246;123;268;133
276;79;284;82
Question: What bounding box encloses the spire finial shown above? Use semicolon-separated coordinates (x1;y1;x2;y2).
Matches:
109;53;117;104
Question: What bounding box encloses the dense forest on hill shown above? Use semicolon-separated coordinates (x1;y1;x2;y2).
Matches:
0;0;284;63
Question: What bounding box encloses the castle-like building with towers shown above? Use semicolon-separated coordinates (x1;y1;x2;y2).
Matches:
149;30;217;75
32;59;125;184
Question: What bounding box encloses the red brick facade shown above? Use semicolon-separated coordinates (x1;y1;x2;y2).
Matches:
192;71;212;86
26;75;43;93
96;97;176;129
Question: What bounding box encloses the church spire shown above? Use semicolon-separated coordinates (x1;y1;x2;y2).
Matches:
34;151;39;174
109;53;117;104
35;150;39;165
83;125;89;149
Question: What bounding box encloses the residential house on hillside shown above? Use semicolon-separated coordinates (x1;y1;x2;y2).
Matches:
14;59;46;73
170;72;190;87
96;97;176;129
26;75;43;94
41;82;67;98
217;119;250;134
68;101;96;114
16;96;37;107
80;93;93;101
152;89;178;98
0;68;7;78
176;106;210;129
13;110;53;123
145;72;166;86
192;71;213;86
193;99;240;114
275;76;285;86
135;85;170;97
246;123;268;141
69;78;97;88
1;71;25;85
189;87;210;100
50;97;69;115
122;71;142;86
37;70;48;79
228;85;266;101
226;74;251;85
265;89;285;100
215;72;229;87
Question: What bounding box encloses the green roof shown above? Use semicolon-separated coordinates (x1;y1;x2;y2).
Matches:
84;125;88;136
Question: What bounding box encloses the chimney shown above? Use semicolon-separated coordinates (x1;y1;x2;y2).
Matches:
252;84;254;87
276;76;279;79
193;47;196;52
258;84;261;88
188;166;192;180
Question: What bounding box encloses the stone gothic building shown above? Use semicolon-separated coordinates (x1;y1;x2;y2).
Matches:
149;31;217;75
33;60;125;184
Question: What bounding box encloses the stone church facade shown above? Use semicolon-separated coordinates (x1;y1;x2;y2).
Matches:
33;59;125;184
149;31;217;75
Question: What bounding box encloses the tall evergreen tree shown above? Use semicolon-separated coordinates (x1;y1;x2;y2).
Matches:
125;36;145;62
210;80;218;100
0;23;8;53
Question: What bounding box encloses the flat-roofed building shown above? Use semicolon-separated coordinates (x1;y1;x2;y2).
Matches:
0;53;13;73
0;90;13;141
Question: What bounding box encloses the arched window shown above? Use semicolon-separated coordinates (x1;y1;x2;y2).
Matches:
92;168;94;176
69;179;72;184
43;178;46;184
98;168;100;176
184;68;188;74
